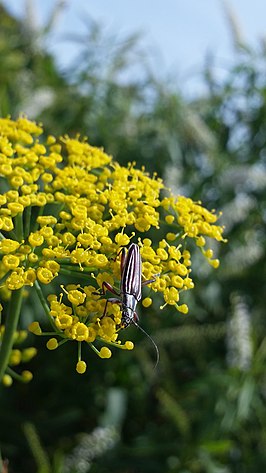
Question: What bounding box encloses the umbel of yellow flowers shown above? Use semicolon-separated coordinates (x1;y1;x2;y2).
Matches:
0;117;225;384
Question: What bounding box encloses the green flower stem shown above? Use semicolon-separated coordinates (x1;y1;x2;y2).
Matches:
89;343;101;356
59;264;98;272
59;268;96;280
97;337;129;350
8;229;18;241
31;206;44;233
0;288;23;381
34;280;50;318
78;341;82;361
15;212;24;241
33;281;58;332
0;271;11;288
6;366;25;382
24;206;32;238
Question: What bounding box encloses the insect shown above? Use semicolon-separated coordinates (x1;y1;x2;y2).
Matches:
100;243;159;367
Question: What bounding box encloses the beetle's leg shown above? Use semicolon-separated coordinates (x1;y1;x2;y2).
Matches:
142;277;156;286
101;296;122;318
142;272;160;286
97;281;120;296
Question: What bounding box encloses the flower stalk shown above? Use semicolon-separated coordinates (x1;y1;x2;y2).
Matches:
0;288;23;381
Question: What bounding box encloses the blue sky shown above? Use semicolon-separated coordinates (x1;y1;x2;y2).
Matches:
1;0;265;95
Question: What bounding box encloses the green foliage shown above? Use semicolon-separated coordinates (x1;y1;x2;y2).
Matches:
0;2;266;472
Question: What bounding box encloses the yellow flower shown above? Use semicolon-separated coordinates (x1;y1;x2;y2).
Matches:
0;117;226;375
2;254;20;270
0;239;20;254
67;289;86;306
71;322;89;341
37;267;54;284
163;287;180;305
55;314;73;330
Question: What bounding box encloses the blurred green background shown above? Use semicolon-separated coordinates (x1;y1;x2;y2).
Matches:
0;2;266;472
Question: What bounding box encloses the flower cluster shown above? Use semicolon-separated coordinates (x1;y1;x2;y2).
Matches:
0;117;225;381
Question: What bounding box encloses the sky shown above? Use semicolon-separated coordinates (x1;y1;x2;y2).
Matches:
1;0;266;95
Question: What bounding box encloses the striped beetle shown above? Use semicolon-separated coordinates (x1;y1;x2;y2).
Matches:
100;243;159;366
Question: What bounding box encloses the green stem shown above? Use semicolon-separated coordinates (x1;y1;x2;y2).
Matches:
14;212;24;241
0;288;23;381
6;366;26;382
89;343;101;356
59;268;96;280
0;270;11;288
78;341;82;361
7;229;18;241
33;280;50;318
31;206;44;233
33;281;58;332
24;206;32;239
59;264;98;272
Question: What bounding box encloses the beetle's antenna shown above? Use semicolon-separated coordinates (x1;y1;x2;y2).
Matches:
133;321;159;369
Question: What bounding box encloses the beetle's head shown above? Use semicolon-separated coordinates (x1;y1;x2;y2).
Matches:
121;306;139;329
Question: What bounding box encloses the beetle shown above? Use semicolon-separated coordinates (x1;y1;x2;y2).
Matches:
100;243;159;366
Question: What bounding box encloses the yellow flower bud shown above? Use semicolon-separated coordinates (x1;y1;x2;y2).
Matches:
177;304;189;314
76;360;87;374
46;338;58;350
21;347;37;362
142;297;152;308
166;232;176;242
99;347;112;359
2;374;13;387
28;322;42;335
165;215;175;224
21;371;33;383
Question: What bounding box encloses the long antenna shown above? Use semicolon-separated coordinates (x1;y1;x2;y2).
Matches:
133;321;160;369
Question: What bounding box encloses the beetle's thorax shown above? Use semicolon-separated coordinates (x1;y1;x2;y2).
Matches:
121;293;138;327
